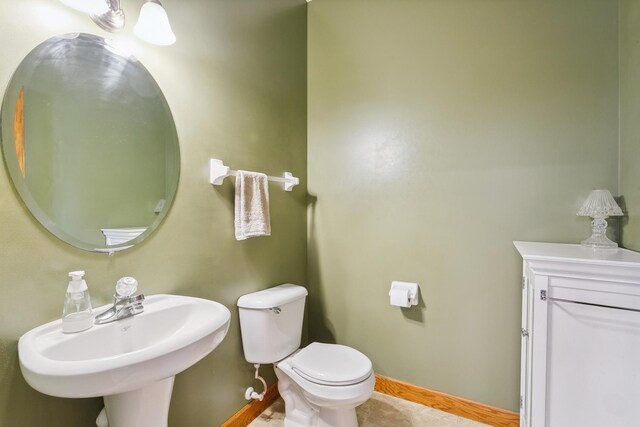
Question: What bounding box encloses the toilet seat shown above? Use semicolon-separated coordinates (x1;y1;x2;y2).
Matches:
289;342;372;386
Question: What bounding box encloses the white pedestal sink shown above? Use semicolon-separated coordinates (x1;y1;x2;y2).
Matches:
18;294;231;427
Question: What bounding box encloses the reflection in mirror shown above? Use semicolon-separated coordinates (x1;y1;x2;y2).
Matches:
1;33;180;252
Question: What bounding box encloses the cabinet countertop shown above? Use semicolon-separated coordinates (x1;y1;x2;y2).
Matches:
514;241;640;266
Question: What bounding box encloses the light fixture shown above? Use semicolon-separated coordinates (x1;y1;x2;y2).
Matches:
576;189;623;249
133;0;176;46
91;0;125;33
59;0;175;46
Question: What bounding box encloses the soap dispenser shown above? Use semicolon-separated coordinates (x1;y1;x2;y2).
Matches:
62;271;93;333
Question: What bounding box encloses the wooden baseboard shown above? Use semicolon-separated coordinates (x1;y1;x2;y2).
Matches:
375;374;519;427
219;384;280;427
219;375;519;427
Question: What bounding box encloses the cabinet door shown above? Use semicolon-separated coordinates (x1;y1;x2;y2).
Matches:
545;298;640;426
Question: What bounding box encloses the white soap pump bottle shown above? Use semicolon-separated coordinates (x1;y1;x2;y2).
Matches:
62;271;94;333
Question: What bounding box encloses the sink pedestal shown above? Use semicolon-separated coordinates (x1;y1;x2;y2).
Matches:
104;377;175;427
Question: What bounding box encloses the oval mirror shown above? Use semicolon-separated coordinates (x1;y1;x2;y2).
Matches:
0;33;180;252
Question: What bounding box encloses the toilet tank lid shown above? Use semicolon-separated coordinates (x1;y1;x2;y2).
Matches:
237;284;308;309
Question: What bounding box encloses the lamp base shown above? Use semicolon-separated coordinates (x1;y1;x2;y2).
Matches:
581;234;618;249
580;217;618;249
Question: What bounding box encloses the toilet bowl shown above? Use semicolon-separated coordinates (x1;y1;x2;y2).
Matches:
275;343;375;427
237;285;374;427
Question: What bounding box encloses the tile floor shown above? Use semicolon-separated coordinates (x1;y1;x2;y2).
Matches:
248;391;490;427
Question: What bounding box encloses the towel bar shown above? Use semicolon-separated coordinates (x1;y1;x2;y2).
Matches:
209;159;300;191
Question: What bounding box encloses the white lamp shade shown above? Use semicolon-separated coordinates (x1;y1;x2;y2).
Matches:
576;189;623;217
133;1;176;46
60;0;109;15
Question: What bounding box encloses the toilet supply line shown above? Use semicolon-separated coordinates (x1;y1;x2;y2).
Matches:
245;364;267;401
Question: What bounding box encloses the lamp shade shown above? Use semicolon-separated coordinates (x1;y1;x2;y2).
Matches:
576;189;623;218
133;0;176;46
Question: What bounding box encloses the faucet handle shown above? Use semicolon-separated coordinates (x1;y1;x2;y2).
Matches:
129;294;145;305
127;294;145;316
116;277;138;297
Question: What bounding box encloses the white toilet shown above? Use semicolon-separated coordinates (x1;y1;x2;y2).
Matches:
237;284;375;427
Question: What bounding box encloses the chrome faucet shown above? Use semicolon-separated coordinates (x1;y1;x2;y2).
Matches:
95;277;145;325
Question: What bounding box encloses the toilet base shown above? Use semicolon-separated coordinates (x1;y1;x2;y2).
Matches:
277;371;319;427
276;366;363;427
281;406;358;427
317;407;358;427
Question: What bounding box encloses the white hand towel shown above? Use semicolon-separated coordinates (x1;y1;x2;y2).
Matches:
234;170;271;240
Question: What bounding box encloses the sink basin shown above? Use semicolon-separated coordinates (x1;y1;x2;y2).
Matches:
18;294;231;426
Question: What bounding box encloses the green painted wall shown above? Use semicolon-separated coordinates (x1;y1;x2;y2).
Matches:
307;0;619;411
0;0;306;426
620;0;640;251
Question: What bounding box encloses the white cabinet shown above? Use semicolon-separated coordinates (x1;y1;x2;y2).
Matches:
515;241;640;427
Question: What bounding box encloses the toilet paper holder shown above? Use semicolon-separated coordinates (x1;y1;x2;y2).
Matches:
389;281;419;307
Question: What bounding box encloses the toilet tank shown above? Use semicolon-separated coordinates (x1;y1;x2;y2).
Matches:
237;284;308;364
